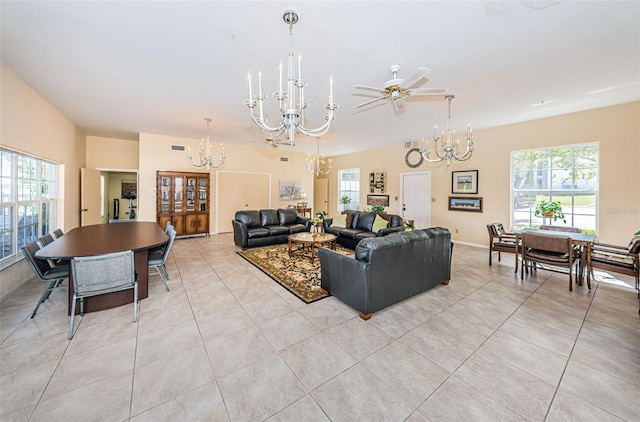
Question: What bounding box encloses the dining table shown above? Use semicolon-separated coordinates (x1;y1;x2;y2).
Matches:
516;228;596;288
36;221;168;314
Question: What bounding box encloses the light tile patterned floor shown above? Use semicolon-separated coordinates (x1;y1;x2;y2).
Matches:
1;233;638;421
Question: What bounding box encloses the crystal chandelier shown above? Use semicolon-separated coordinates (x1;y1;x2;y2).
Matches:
243;10;338;147
420;95;474;165
306;137;332;176
187;118;226;170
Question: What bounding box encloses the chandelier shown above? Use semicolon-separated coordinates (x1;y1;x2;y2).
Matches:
187;118;226;170
420;95;474;165
243;10;338;147
306;137;332;176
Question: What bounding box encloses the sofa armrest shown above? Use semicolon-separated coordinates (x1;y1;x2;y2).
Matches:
318;248;371;314
322;218;333;230
297;216;312;230
376;226;405;236
232;220;249;248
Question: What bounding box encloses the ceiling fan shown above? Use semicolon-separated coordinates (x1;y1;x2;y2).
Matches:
353;65;451;112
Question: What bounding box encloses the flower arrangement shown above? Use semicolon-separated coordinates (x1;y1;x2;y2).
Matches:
404;220;415;231
316;210;328;220
534;200;566;223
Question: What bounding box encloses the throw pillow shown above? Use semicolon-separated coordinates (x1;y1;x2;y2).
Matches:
331;214;347;228
372;214;388;233
342;211;355;228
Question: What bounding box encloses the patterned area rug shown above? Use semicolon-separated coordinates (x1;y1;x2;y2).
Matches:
238;243;353;303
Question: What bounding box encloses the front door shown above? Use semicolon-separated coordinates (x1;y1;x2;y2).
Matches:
401;172;431;229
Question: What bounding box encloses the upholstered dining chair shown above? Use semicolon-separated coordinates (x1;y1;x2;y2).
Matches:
539;225;582;233
69;250;137;339
148;227;176;292
487;223;520;272
21;241;69;318
590;236;640;312
53;228;64;238
521;231;580;290
38;233;55;247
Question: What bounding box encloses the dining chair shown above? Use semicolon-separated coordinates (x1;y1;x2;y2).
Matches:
21;241;70;318
486;223;520;272
148;227;176;292
69;250;137;339
521;231;580;290
38;233;55;247
591;236;640;312
539;225;582;233
53;228;64;238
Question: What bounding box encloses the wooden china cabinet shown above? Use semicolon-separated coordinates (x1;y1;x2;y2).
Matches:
156;171;210;237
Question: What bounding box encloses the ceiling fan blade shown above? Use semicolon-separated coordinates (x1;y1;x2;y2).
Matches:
354;96;388;109
392;97;405;112
400;67;430;89
353;84;387;94
408;86;452;96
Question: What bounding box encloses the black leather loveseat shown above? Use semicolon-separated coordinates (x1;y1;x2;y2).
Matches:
232;209;311;249
322;210;405;249
319;228;452;319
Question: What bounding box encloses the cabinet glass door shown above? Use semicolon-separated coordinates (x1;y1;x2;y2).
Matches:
174;177;184;213
186;177;196;212
160;176;171;213
198;177;207;212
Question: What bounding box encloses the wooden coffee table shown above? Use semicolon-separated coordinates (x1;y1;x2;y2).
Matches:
288;232;337;263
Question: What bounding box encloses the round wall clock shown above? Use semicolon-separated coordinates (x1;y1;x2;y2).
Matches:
404;148;424;168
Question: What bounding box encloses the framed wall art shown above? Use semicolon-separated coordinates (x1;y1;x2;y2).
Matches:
279;180;302;200
366;194;389;207
452;170;478;194
448;196;483;212
369;171;386;193
121;180;137;199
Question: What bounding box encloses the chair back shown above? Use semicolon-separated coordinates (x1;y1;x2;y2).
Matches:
71;250;136;297
22;241;52;278
522;232;571;254
161;228;176;263
38;233;55;247
627;236;640;254
539;225;581;233
53;228;64;238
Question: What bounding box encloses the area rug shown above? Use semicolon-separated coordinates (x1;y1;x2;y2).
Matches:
237;243;353;303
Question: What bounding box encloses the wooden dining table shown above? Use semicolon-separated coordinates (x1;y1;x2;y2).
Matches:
516;229;596;288
36;221;168;314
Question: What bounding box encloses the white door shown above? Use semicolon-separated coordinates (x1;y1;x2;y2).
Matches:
401;172;431;229
80;168;102;226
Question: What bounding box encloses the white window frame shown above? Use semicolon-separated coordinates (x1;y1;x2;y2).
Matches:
338;168;360;213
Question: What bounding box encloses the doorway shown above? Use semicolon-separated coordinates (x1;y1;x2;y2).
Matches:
401;172;431;229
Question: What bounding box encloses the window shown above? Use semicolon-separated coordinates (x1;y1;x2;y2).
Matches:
338;168;360;212
512;143;598;233
0;148;59;264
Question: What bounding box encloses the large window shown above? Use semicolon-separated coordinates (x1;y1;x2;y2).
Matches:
511;143;598;233
0;148;59;264
338;168;360;212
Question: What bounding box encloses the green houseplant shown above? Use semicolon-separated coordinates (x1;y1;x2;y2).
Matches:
370;204;385;214
534;200;566;223
404;220;415;231
340;195;351;205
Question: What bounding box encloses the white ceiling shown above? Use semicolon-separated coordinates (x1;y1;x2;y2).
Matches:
2;1;639;156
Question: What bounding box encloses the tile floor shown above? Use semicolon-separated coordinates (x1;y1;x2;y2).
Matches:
1;233;639;421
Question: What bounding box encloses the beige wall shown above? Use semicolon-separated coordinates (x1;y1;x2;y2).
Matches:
1;64;86;296
327;101;639;247
137;133;315;231
86;136;139;170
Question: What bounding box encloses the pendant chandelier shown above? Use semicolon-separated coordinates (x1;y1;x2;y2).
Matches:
420;95;474;165
243;10;338;147
306;137;332;176
187;118;226;170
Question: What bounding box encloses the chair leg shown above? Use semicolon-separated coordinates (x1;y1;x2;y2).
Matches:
133;283;138;323
158;269;170;292
489;249;492;266
69;295;77;340
31;279;58;319
161;264;169;280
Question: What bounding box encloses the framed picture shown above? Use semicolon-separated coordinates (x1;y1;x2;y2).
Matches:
448;196;483;212
121;180;137;199
279;180;302;200
452;170;478;194
367;194;389;207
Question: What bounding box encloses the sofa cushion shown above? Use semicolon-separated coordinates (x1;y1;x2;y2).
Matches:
288;223;308;234
356;212;376;231
278;208;298;226
339;228;367;240
260;209;279;226
235;210;261;228
247;227;269;238
331;214;348;228
266;225;289;236
372;214;388;233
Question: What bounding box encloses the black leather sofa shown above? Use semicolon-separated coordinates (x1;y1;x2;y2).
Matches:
322;210;405;249
319;228;452;319
232;209;311;249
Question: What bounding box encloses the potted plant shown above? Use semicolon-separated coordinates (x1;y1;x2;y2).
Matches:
316;210;328;220
534;200;566;223
340;195;351;205
370;204;385;214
